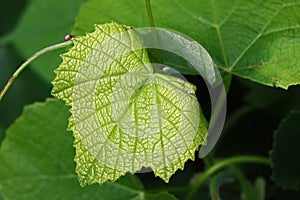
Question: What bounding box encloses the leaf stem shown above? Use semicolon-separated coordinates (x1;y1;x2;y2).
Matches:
0;40;73;101
145;0;155;27
185;155;271;200
145;0;163;63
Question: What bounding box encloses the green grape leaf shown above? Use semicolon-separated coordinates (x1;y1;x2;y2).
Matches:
0;99;178;200
270;110;300;190
73;0;300;89
3;0;85;83
52;22;207;185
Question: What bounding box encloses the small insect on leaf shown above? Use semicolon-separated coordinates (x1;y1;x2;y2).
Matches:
64;34;74;41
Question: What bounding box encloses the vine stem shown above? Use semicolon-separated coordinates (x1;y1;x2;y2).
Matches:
145;0;155;27
185;155;271;200
145;0;163;63
0;40;73;101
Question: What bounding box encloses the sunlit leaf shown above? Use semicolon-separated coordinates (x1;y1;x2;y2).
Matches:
52;22;207;185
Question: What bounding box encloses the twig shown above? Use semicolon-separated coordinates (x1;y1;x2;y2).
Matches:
0;40;73;101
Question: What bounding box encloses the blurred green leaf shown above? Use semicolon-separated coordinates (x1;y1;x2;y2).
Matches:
6;0;85;83
252;178;265;200
271;110;300;190
240;178;265;200
74;0;300;89
231;166;265;200
0;99;177;200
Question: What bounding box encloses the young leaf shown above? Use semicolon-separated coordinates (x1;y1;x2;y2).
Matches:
270;110;300;190
0;99;178;200
52;22;207;185
73;0;300;89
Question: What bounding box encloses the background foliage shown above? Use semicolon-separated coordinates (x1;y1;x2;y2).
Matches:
0;0;299;199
